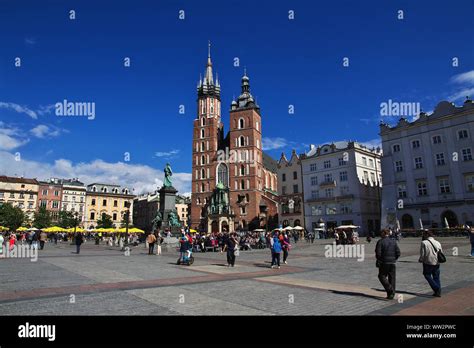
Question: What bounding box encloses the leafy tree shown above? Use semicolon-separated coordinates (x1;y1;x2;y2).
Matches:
33;206;52;229
120;211;131;228
58;211;76;228
97;213;113;229
0;203;25;231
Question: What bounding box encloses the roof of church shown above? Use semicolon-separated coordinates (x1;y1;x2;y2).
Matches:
262;152;278;173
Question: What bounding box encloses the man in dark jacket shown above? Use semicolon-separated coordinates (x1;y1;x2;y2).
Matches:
75;232;84;254
375;229;401;299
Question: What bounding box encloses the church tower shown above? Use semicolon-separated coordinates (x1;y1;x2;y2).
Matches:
191;42;223;230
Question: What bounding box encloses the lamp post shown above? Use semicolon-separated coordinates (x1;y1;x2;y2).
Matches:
71;211;78;245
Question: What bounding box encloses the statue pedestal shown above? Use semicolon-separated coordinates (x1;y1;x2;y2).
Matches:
158;185;179;233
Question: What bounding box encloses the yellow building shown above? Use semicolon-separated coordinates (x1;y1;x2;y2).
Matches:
0;176;39;221
84;183;135;229
175;203;189;227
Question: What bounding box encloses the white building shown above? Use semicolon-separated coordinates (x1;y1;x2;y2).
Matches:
59;178;86;225
301;141;382;235
380;99;474;229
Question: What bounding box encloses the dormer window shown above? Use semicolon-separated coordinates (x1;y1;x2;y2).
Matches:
92;186;97;192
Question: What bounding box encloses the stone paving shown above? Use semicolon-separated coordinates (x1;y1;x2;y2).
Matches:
0;237;472;315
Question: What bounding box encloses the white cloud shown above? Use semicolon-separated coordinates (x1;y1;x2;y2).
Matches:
154;149;180;158
36;104;55;116
0;151;192;195
30;124;64;139
451;70;474;85
262;137;289;151
448;70;474;102
0;102;38;119
0;123;29;150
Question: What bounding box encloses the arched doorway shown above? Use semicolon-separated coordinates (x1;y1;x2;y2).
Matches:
441;210;458;228
211;220;219;233
401;214;414;229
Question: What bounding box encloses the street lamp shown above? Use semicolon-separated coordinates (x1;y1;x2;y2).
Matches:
121;201;130;252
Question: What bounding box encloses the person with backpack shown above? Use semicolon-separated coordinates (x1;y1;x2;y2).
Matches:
419;230;444;297
271;232;282;269
375;229;401;299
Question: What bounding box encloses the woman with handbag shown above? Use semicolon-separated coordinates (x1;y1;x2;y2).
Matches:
419;230;445;297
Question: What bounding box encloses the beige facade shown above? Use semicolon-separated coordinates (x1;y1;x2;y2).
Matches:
175;203;189;227
85;183;134;229
0;176;39;220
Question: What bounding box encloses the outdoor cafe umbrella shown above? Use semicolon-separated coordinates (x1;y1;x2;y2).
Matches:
293;226;304;231
283;226;294;231
189;229;198;233
43;226;67;233
16;226;28;232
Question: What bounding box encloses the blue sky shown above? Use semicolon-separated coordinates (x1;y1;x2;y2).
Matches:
1;0;473;194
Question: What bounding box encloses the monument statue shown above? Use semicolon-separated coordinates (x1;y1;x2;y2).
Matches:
163;163;173;188
151;211;163;230
168;209;181;227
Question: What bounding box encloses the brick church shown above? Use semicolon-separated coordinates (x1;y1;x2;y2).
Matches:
190;44;279;233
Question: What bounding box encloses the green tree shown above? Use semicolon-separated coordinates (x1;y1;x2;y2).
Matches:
120;212;132;228
33;206;52;229
97;213;113;229
0;203;25;231
58;211;76;228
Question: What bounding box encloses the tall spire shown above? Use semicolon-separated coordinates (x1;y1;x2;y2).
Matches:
205;40;213;84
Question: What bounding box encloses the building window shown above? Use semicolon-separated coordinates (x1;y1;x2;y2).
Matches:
311;205;323;216
42;189;48;195
311;176;318;186
462;148;472;161
52;201;59;209
293;184;298;194
102;199;107;206
369;158;374;168
417;181;428;196
412;140;420;149
414;157;423;169
239;136;245;147
323;160;331;169
239;118;244;129
217;163;229;187
363;171;369;182
393;144;401;152
340;186;349;195
370;172;376;183
338;157;346;166
324;173;333;182
397;184;407;198
282;186;286;195
113;213;117;221
395;160;403;172
326;204;337;215
458;129;469;139
40;200;47;208
310;163;317;171
114;200;118;207
325;188;334;198
362;157;367;166
293;171;297;180
339;171;348;182
240;206;246;215
438;178;451;194
282;173;286;182
9;193;14;198
91;199;96;206
240;180;245;190
340;203;352;214
90;212;95;220
311;190;318;199
435;153;445;166
432;135;442;144
29;194;34;199
465;174;474;192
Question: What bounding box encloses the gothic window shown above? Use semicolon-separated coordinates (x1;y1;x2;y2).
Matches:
201;155;205;165
201;168;205;179
201;129;205;138
239;136;245;147
201;116;205;126
201;183;205;192
239;118;244;129
201;142;205;152
210;98;214;114
241;180;245;190
240;165;245;176
217;163;229;187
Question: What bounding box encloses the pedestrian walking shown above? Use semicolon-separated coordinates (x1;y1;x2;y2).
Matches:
0;232;4;257
282;233;291;264
469;227;474;257
75;232;84;254
375;229;401;299
226;232;238;267
146;233;156;255
155;231;163;255
271;233;282;269
39;231;47;250
419;230;443;297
